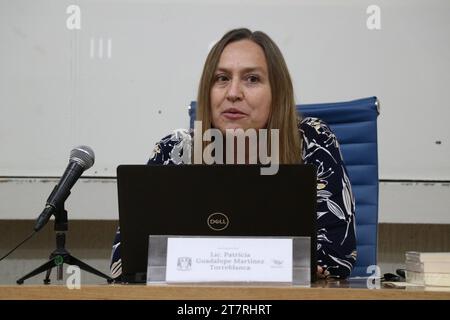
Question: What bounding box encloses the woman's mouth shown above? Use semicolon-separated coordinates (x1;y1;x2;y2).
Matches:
222;108;247;120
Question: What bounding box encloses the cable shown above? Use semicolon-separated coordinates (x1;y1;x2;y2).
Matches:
0;231;36;262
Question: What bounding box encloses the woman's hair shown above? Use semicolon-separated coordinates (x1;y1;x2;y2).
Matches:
196;28;302;164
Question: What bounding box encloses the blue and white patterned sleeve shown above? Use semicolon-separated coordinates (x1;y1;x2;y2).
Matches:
109;227;122;280
300;117;357;279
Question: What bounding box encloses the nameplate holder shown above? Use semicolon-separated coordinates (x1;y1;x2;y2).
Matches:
146;235;311;286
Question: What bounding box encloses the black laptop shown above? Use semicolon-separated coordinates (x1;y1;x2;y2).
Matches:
116;164;317;283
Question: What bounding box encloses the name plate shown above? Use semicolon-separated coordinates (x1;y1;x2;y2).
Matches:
165;237;293;283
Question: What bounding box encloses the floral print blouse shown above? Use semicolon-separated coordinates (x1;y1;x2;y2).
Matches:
110;117;357;279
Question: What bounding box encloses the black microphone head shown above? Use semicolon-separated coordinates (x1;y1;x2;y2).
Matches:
70;145;95;169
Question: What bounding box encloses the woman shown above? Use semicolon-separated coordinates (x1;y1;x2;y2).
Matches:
111;28;357;280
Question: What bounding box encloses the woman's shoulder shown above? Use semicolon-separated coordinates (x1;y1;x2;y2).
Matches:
299;117;337;141
299;116;342;152
156;128;192;146
148;129;192;164
299;116;344;165
299;117;332;133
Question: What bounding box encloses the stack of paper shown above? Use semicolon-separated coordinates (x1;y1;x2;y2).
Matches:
405;252;450;287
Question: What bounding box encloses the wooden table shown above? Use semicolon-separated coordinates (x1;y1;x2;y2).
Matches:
1;281;450;300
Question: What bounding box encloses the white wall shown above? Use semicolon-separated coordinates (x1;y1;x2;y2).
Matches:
1;0;449;179
1;0;449;221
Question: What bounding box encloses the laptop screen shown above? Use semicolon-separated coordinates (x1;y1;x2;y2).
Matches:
117;164;317;283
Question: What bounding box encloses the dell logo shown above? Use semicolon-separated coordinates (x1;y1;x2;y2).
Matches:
207;213;229;231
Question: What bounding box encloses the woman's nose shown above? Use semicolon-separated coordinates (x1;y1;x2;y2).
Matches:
226;78;243;102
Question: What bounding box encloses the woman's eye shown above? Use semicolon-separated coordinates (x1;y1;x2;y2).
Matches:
246;75;260;83
215;75;229;82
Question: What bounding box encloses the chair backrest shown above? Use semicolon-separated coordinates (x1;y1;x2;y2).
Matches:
188;97;379;277
299;97;379;277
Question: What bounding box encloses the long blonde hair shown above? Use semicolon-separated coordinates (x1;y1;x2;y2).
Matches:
196;28;302;164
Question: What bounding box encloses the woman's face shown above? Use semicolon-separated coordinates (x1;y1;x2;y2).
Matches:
211;40;272;133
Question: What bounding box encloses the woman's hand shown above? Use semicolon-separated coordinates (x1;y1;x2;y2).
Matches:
317;266;327;279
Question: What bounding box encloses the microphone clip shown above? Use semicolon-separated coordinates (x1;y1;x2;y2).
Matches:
34;185;70;232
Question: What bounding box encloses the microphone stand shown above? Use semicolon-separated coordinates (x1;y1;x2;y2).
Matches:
17;199;113;285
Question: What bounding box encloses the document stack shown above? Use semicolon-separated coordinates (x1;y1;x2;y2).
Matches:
405;251;450;288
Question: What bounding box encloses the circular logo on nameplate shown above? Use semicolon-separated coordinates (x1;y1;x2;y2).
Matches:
207;213;229;231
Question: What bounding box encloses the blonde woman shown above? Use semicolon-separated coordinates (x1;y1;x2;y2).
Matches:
110;28;356;280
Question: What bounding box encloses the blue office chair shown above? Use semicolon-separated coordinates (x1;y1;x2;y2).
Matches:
188;97;380;277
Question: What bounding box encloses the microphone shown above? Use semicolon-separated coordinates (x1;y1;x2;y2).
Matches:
33;146;95;232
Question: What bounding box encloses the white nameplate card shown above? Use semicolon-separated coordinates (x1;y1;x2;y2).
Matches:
165;237;293;283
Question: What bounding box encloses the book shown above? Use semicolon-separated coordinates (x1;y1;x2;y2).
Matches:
405;270;450;287
406;261;450;273
406;251;450;263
